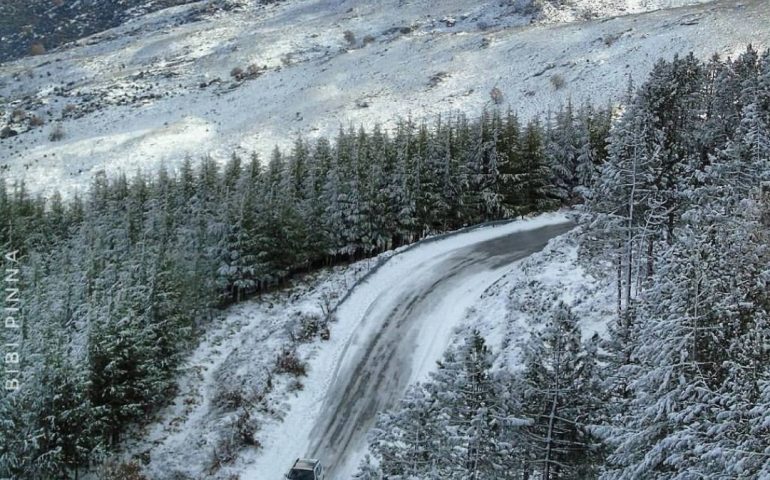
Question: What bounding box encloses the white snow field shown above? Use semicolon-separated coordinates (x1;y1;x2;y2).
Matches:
2;0;767;197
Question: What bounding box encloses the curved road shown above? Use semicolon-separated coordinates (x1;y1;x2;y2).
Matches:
307;221;574;477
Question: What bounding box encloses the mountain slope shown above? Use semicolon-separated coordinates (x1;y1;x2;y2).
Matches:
0;0;256;63
2;0;764;197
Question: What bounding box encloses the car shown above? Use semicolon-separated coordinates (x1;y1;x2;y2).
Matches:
285;458;325;480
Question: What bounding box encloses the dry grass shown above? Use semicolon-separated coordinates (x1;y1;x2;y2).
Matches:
29;43;46;56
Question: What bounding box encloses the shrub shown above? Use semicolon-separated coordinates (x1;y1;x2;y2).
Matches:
49;123;65;141
362;34;376;45
246;63;262;78
233;408;260;446
213;385;267;411
164;472;196;480
214;389;247;410
231;64;263;81
603;33;621;46
162;472;195;480
29;115;45;127
287;379;304;393
343;30;356;46
0;127;18;139
209;435;237;473
319;290;338;319
428;71;449;88
296;312;326;342
490;86;504;105
550;74;566;90
581;8;597;20
208;415;261;472
230;66;244;80
275;349;307;377
512;0;544;16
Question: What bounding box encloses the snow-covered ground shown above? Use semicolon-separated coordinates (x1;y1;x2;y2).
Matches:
461;224;615;374
127;253;388;479
2;0;765;197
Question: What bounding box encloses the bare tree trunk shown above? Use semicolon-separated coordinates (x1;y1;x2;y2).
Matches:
625;236;633;324
616;243;623;324
543;326;563;480
646;236;654;278
625;143;637;323
543;391;559;480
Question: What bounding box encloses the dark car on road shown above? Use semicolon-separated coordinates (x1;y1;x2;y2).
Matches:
285;458;325;480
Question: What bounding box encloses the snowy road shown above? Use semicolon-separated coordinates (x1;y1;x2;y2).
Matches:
244;214;573;479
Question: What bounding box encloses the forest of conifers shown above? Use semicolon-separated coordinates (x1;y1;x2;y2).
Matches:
1;45;769;479
361;47;770;479
0;94;608;477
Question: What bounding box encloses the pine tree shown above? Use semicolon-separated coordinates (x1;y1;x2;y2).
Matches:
519;303;601;479
0;85;628;476
517;119;556;216
353;454;382;480
365;124;395;251
27;344;98;478
574;103;611;200
428;332;519;479
497;108;523;214
547;101;581;203
419;116;453;232
601;192;770;479
370;384;440;478
391;119;418;244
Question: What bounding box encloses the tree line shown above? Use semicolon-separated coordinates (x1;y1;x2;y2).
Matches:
0;104;609;478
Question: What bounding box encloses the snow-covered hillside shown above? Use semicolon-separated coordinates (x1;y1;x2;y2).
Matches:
0;0;221;63
123;254;384;479
462;224;614;372
2;0;764;197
